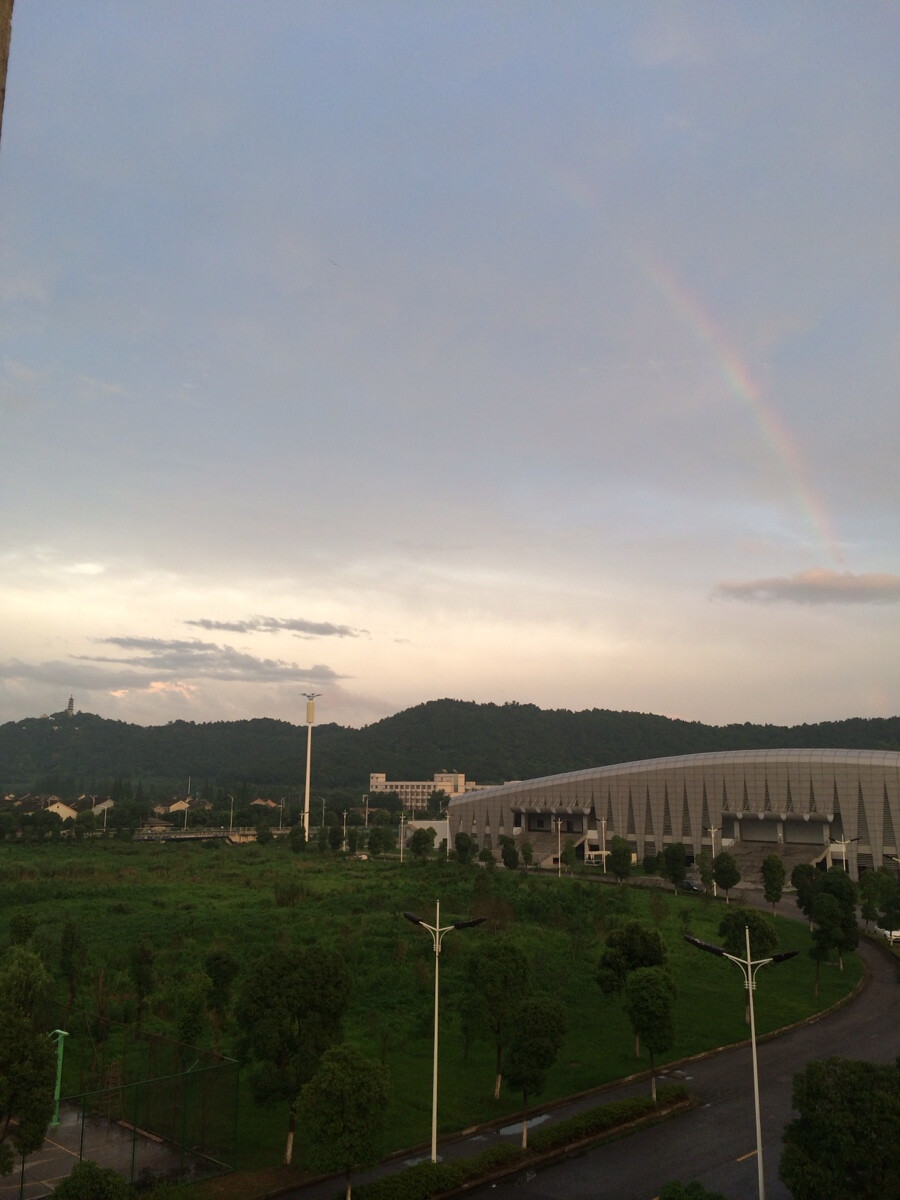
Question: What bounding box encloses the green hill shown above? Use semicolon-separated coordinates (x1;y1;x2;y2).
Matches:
1;699;898;799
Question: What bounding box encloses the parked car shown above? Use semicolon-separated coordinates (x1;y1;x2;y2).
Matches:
679;879;704;893
873;925;899;944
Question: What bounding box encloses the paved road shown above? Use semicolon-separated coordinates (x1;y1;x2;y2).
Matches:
461;937;899;1200
280;896;899;1200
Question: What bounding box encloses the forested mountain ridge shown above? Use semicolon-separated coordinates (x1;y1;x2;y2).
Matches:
1;698;898;797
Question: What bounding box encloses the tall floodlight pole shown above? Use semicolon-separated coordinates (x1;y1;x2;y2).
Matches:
404;904;486;1162
684;930;798;1200
302;693;321;841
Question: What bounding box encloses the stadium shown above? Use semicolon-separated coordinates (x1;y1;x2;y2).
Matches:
447;749;900;881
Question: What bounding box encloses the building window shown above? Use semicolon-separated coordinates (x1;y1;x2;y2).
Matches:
528;813;552;832
513;811;522;828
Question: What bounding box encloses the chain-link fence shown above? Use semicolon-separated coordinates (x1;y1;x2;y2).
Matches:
53;1007;238;1188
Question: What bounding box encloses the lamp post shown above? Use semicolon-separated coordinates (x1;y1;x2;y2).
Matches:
601;816;607;874
556;816;562;878
684;929;798;1200
363;793;369;828
829;835;859;873
404;903;486;1162
228;793;234;834
399;811;406;863
302;693;321;841
707;825;720;897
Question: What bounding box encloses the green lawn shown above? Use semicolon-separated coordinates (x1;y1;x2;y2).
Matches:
0;841;862;1170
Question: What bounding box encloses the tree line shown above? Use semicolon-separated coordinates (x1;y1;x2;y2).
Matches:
2;699;898;796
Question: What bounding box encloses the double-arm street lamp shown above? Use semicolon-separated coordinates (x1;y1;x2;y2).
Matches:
404;903;486;1162
684;929;798;1200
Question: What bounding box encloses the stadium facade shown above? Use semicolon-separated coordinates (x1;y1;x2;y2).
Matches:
446;749;900;880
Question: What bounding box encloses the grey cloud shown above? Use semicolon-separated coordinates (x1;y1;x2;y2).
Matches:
185;615;365;638
0;639;345;693
716;569;900;605
0;658;157;690
75;637;346;684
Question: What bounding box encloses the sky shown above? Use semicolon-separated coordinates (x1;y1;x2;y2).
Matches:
1;1;898;733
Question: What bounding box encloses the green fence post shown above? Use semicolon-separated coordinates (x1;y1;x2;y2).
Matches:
49;1029;69;1127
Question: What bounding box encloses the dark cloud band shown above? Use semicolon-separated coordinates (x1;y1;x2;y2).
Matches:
185;616;364;638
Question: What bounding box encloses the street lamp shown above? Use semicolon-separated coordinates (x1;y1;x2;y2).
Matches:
601;816;607;874
404;903;486;1162
707;825;721;897
556;815;562;878
829;835;859;873
684;929;798;1200
302;693;321;841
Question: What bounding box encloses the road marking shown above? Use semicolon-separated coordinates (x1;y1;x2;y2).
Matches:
737;1149;758;1161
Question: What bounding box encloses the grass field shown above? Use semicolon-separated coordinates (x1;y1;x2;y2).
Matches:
0;839;863;1172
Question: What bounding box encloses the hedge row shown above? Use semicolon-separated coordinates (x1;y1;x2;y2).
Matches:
353;1085;690;1200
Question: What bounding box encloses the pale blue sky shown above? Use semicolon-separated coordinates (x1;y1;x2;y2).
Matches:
1;1;897;730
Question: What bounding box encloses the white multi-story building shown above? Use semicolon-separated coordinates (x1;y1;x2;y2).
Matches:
368;771;484;812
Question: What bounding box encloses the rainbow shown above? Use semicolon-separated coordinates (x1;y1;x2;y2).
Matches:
642;256;843;564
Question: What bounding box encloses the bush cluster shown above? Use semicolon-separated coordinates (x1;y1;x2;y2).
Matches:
353;1085;689;1200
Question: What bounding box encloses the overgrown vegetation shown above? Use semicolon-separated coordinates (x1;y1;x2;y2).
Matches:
0;840;863;1176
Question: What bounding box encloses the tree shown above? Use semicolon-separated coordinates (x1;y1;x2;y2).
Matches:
624;966;676;1101
366;825;394;856
520;841;533;868
409;827;436;860
817;867;859;969
464;939;529;1099
73;809;96;841
779;1057;900;1200
878;874;900;934
791;863;819;927
234;944;351;1165
712;852;740;901
858;867;892;927
717;908;778;960
288;823;306;853
609;836;632;883
718;909;778;1020
499;836;519;872
51;1159;130;1198
662;843;687;892
761;854;786;911
697;849;715;896
561;838;577;873
255;823;273;846
298;1044;389;1200
128;939;155;1027
59;919;86;1014
642;852;660;876
454;831;474;863
503;997;567;1148
8;910;36;946
659;1183;728;1200
0;948;56;1176
596;920;667;996
204;949;239;1057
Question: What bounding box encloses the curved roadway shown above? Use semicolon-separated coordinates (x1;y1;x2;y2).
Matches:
284;901;899;1200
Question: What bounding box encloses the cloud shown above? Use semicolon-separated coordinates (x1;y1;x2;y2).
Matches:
0;638;346;693
185;615;365;638
716;569;900;606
